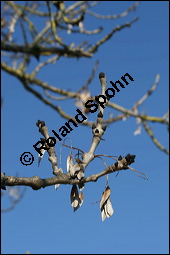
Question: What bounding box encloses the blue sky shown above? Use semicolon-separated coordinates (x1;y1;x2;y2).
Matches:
1;1;169;254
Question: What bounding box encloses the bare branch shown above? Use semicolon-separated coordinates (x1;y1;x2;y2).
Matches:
31;55;60;78
88;17;139;54
86;1;140;19
132;74;160;110
142;120;169;155
1;154;137;190
1;41;92;58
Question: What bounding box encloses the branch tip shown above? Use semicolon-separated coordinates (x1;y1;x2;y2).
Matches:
99;72;106;79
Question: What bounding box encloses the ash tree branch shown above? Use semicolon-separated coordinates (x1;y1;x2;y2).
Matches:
142;120;169;155
35;72;109;187
1;61;168;130
1;41;92;58
88;17;138;54
132;74;160;111
1;73;137;190
86;1;140;19
1;154;136;190
1;1;139;63
35;120;62;175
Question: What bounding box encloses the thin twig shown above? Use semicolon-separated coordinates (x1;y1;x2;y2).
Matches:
142;120;169;155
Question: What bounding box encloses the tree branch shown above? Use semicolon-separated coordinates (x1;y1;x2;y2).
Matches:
1;154;136;190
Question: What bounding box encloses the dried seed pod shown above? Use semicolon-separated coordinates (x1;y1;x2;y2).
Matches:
100;186;114;221
70;185;79;209
70;185;84;211
67;155;76;177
